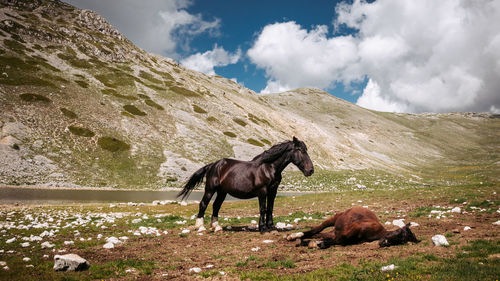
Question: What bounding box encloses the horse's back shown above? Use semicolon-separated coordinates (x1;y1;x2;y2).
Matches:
335;207;381;231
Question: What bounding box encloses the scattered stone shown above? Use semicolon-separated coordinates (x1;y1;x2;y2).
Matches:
262;240;274;244
0;261;6;266
464;226;471;231
451;207;461;213
21;242;30;247
381;264;397;271
493;220;500;225
392;219;405;228
53;254;89;271
251;247;260;252
189;267;202;273
6;238;16;243
3;266;9;271
432;235;449;246
63;241;74;245
204;264;214;269
103;242;114;249
181;229;190;234
23;257;31;262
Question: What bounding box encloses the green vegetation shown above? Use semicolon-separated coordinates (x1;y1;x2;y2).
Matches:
170;86;199;97
139;70;162;84
192;104;207;114
233;117;247;127
0;56;57;87
19;93;51;103
68;126;95;137
75;80;88;88
261;138;271;145
95;70;137;88
101;89;138;100
123;104;147;116
121;111;136;118
57;53;93;69
247;138;264;147
144;99;164;110
4;39;30;55
206;116;218;122
97;136;130;152
223;131;237;138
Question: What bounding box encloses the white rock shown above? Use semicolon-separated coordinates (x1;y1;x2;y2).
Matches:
251;220;257;224
493;220;500;225
181;229;190;234
392;219;405;228
180;201;188;206
432;235;449;246
3;266;9;270
53;254;89;271
103;242;114;249
410;222;419;227
23;257;31;262
0;261;6;266
63;241;74;245
204;264;214;268
189;267;202;273
131;219;142;224
6;238;16;243
251;247;260;252
464;226;471;231
381;264;397;271
21;242;30;247
451;207;461;213
105;237;122;245
262;240;274;243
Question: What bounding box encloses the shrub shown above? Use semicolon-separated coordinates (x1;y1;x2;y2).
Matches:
98;136;130;152
19;93;51;103
123;104;146;116
68;126;95;137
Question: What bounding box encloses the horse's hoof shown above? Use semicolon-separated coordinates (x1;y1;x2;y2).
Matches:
308;240;320;249
197;226;206;232
213;225;223;233
287;232;304;241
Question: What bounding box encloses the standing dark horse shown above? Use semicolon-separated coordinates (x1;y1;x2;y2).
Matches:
177;137;314;233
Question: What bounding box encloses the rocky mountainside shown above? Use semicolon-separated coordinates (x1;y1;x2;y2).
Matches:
1;0;499;189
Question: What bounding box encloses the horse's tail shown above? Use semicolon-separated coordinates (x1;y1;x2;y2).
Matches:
177;162;215;201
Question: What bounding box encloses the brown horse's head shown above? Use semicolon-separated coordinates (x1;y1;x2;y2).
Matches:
379;223;420;247
291;136;314;177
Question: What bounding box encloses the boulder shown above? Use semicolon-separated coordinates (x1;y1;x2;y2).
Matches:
431;234;449;246
53;254;89;271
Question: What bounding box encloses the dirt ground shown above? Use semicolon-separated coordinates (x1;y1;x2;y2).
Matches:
70;200;499;280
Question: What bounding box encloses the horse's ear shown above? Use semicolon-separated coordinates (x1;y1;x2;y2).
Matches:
405;223;411;228
293;136;299;145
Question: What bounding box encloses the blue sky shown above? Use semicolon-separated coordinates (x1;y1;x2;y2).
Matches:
64;0;500;114
183;0;364;102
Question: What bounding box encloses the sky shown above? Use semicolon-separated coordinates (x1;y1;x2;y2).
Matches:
63;0;500;114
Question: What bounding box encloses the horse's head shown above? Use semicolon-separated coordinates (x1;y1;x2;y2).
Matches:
379;223;420;247
291;136;314;177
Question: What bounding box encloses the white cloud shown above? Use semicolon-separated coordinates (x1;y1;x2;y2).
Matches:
180;45;240;75
248;22;359;93
64;0;220;58
248;0;500;113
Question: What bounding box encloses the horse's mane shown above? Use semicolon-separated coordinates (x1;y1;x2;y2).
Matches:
252;141;293;164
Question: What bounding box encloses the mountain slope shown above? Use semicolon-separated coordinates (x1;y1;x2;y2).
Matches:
1;0;499;189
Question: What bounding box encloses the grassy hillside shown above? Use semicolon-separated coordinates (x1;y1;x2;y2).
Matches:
0;0;499;189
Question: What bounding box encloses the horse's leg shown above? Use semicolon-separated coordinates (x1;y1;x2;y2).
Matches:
265;185;278;230
210;191;227;232
287;213;339;241
258;194;267;233
196;187;215;232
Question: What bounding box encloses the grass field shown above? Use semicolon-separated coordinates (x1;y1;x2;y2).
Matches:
0;165;499;280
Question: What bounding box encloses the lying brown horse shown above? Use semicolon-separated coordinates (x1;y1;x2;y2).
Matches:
287;206;420;248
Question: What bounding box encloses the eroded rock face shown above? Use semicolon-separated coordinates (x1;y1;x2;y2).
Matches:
53;254;89;272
